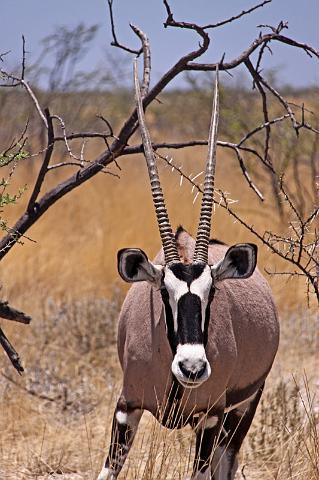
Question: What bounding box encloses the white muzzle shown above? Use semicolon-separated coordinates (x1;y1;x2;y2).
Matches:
171;344;211;388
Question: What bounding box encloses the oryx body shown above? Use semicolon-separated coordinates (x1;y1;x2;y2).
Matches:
117;231;278;420
97;66;279;480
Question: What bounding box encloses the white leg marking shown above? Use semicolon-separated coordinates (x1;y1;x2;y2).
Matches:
97;467;116;480
97;409;142;480
204;415;218;429
115;410;127;425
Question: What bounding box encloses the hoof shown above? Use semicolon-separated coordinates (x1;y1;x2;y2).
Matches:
97;467;116;480
185;470;211;480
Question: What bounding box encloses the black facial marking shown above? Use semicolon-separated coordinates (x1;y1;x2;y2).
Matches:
160;263;215;352
170;263;206;287
177;293;203;344
160;286;177;351
203;287;215;346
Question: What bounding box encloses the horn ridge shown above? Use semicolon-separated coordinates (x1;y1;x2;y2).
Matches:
134;60;179;264
193;67;220;264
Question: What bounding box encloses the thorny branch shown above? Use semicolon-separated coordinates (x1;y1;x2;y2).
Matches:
160;149;319;301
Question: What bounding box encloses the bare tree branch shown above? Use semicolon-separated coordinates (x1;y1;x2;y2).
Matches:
0;328;24;373
0;301;31;324
27;108;54;211
130;24;151;96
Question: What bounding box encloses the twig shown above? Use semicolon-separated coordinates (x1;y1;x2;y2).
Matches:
254;38;272;83
47;161;83;171
96;114;115;137
20;79;48;128
51;114;82;162
1;372;67;403
0;51;10;62
245;58;271;164
107;0;142;55
258;73;299;131
238;114;289;148
0;69;48;128
55;131;114;142
203;0;272;29
21;35;26;79
234;147;264;201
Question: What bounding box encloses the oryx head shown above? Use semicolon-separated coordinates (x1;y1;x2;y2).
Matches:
117;63;257;389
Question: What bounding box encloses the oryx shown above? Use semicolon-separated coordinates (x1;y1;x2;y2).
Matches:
97;65;279;480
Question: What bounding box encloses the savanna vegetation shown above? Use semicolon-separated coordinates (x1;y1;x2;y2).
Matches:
0;1;318;479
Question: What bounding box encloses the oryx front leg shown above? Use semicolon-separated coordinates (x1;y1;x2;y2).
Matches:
97;400;142;480
190;413;223;480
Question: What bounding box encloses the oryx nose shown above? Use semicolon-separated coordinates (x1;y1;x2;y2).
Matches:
178;360;207;380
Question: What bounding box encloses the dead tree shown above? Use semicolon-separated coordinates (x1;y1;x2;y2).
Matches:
0;0;318;370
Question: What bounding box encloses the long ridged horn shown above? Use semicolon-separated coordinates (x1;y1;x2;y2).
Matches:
134;61;179;264
193;67;220;264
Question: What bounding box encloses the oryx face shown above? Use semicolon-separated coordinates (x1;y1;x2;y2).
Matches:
117;242;257;389
160;262;213;388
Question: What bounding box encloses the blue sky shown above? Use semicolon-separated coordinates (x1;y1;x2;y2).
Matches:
2;0;319;89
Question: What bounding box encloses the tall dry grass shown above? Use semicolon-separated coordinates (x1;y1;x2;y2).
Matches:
0;88;318;479
0;296;318;480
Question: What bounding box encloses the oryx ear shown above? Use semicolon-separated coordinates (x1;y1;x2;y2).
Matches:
211;244;257;282
117;248;163;284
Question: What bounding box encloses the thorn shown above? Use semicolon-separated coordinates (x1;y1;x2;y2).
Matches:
192;171;204;181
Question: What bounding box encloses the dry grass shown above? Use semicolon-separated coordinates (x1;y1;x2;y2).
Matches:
0;296;318;480
0;92;318;478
